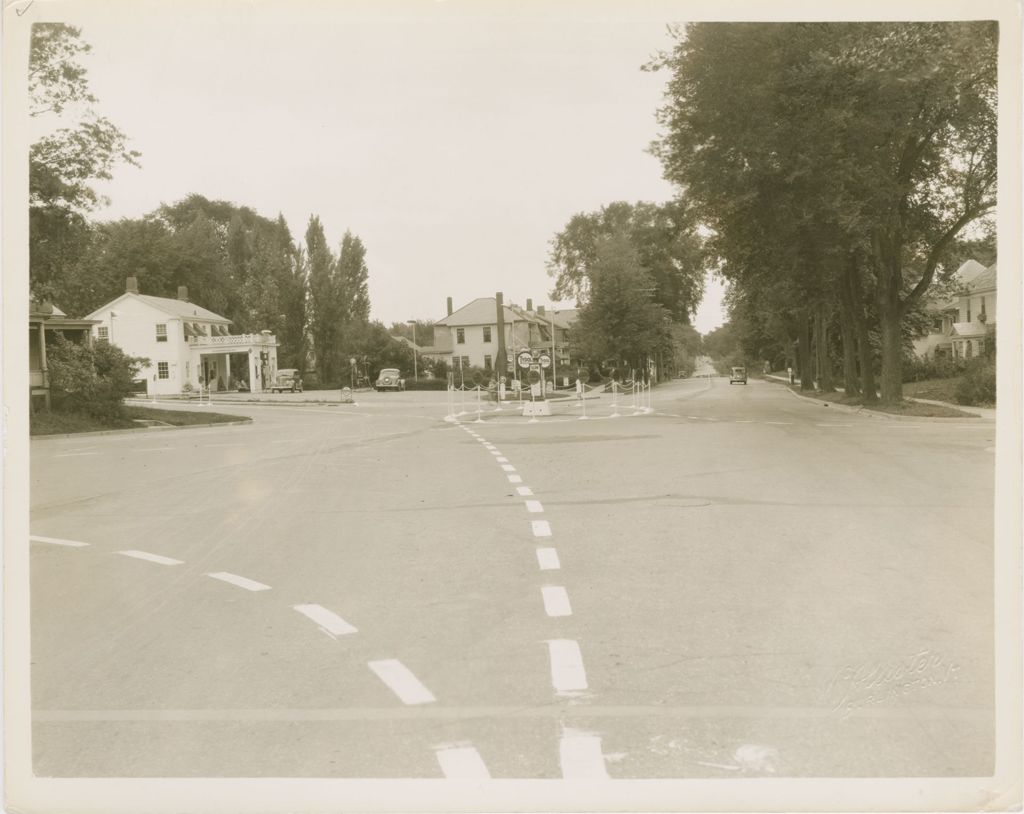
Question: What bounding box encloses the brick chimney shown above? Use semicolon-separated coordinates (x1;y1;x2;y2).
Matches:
526;298;533;312
537;305;546;316
177;286;189;302
446;296;453;316
126;276;139;294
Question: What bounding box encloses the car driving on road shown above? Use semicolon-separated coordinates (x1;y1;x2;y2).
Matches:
271;369;303;393
729;366;748;385
375;368;405;391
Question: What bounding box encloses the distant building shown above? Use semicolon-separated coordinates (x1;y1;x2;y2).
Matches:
912;259;996;360
29;301;99;411
431;296;577;377
84;277;280;395
949;262;997;360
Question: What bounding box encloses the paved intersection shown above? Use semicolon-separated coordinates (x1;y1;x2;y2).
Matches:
30;377;995;777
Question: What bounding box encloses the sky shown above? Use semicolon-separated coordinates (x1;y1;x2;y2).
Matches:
20;0;727;333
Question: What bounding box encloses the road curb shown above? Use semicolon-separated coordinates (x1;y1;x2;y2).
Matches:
31;418;254;441
766;379;983;422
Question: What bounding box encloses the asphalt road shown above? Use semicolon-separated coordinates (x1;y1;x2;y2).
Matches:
29;376;995;778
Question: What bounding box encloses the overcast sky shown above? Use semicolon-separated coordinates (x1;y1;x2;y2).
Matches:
22;0;727;332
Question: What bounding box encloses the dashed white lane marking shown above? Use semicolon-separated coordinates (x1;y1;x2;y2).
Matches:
548;640;588;694
368;659;436;705
116;550;183;566
30;535;89;547
764;421;792;425
507;474;523;484
524;500;544;513
435;745;491;779
53;452;98;458
559;730;609;779
206;572;271;592
816;423;854;427
536;548;561;570
735;420;754;424
532;520;552;537
293;604;358;637
541;586;573;617
496;456;509;463
517;486;534;496
484;444;497;449
489;450;502;456
501;464;516;472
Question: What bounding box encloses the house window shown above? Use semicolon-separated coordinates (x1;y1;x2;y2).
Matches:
966;300;972;322
458;356;470;369
456;328;465;344
156;323;168;342
97;327;109;341
158;362;170;379
484;355;492;370
980;297;986;317
482;326;492;343
932;318;944;332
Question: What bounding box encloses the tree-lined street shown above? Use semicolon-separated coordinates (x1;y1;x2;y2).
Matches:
30;381;994;778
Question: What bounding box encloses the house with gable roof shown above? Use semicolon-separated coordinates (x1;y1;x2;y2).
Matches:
912;259;994;360
84;277;280;395
431;295;576;379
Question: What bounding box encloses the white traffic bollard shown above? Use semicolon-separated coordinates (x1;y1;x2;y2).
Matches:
610;381;620;418
474;385;484;423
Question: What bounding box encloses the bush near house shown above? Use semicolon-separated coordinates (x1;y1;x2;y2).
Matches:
46;334;148;420
955;358;996;406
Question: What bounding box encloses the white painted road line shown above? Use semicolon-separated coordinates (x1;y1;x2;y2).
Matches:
496;456;509;463
507;474;523;484
489;450;501;456
532;520;552;537
205;572;271;592
116;550;183;566
524;500;544;513
560;731;609;779
30;535;89;547
484;444;497;449
368;659;436;705
501;464;516;472
548;640;588;695
53;452;98;458
517;486;533;496
435;745;491;779
765;421;793;425
536;548;561;570
541;586;573;617
293;604;358;636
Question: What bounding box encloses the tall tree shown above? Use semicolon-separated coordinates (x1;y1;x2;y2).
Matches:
651;21;997;405
547;200;705;321
305;216;340;383
29;23;140;300
337;230;371;348
571;230;673;376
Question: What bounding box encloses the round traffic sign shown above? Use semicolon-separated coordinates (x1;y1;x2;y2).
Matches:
539;354;552;369
517;351;533;369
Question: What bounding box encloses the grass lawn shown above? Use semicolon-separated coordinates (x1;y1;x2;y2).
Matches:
783;384;977;418
31;405;250;436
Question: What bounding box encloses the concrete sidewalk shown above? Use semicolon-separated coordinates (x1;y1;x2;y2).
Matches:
764;374;995;419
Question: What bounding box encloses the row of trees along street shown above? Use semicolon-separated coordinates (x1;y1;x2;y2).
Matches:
29;23;411;390
647;22;997;405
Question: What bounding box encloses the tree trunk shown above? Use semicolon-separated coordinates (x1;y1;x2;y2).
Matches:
847;253;877;404
815;307;834;393
878;303;904;405
798;317;814;391
837;275;860;396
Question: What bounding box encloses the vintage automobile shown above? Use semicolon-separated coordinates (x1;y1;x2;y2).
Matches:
729;366;748;385
270;368;303;393
375;368;405;391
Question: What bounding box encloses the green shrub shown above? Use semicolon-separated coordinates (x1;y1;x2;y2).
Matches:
902;354;966;383
954;359;996;406
47;335;148;420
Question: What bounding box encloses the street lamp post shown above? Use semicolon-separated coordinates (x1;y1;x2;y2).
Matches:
406;320;418;381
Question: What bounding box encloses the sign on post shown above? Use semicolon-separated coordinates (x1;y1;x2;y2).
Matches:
538;354;551;369
517;351;533;369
